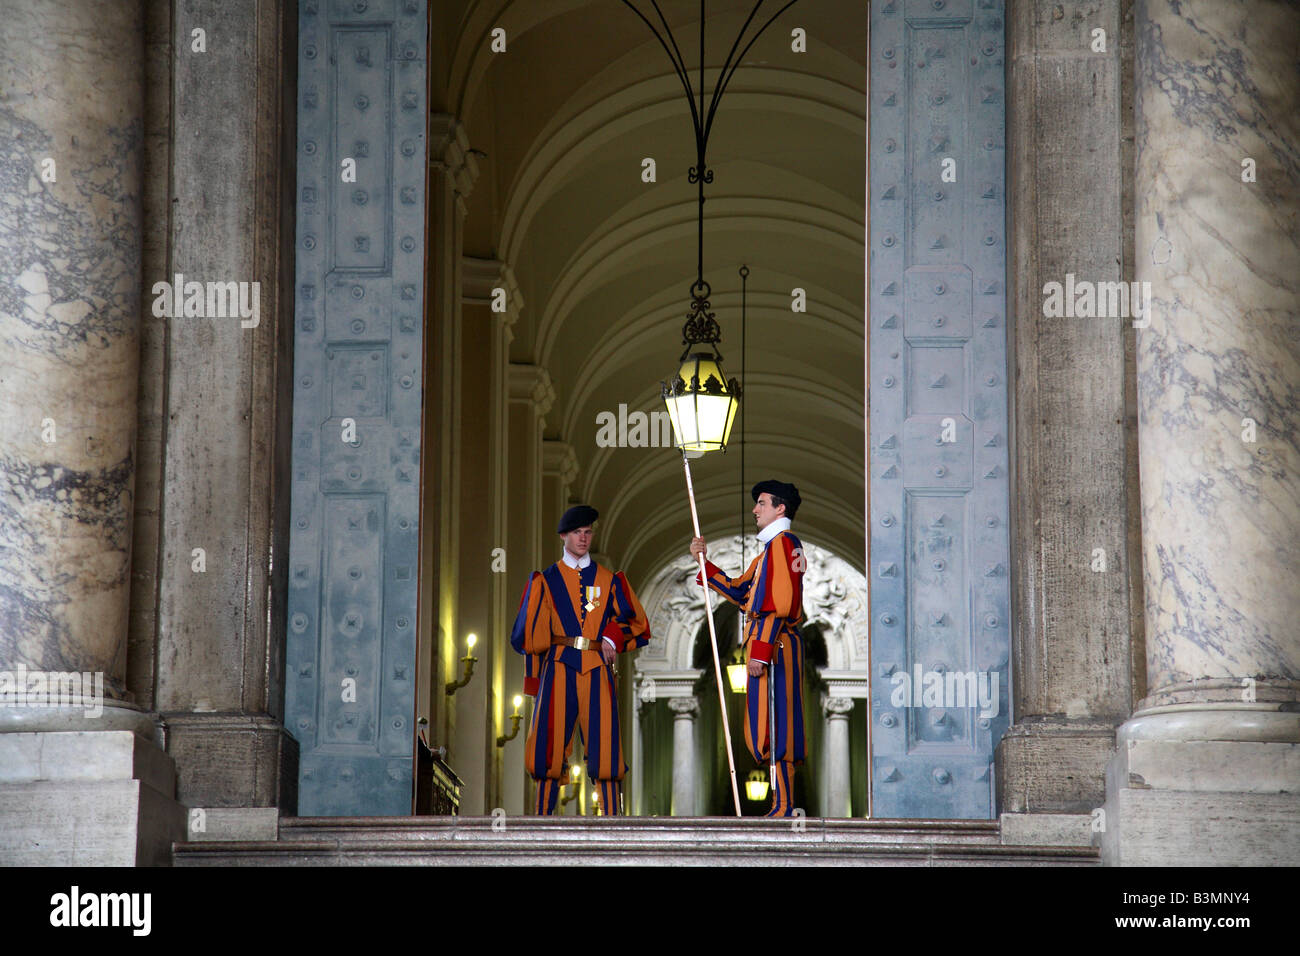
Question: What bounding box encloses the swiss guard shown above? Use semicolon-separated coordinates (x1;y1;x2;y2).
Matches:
690;480;806;816
510;504;651;815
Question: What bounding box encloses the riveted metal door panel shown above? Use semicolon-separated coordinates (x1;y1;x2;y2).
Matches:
286;0;427;816
869;0;1011;819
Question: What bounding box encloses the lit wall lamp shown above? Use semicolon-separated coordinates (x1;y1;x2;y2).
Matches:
445;633;478;696
590;789;601;816
745;769;770;803
726;648;748;694
496;694;525;747
560;764;583;810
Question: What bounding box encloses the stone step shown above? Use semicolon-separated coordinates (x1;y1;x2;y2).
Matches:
275;815;1004;846
172;816;1099;866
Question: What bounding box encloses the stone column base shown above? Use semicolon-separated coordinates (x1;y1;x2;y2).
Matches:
162;713;298;813
1101;710;1300;865
995;717;1119;813
999;812;1094;847
185;807;280;842
0;730;187;866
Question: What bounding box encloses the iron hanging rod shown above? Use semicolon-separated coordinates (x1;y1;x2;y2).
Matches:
619;0;802;166
619;0;705;157
703;0;801;145
620;0;800;328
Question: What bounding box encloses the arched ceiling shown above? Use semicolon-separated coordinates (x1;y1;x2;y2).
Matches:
437;0;867;586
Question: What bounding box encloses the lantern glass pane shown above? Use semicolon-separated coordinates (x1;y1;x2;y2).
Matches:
693;355;724;390
664;392;699;448
663;390;687;447
726;662;748;694
693;393;733;448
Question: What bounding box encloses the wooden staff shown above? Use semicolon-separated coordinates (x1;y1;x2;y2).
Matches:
680;449;742;817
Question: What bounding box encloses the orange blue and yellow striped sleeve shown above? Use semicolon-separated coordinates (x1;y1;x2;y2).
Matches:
744;534;805;665
601;571;651;652
510;571;550;695
695;558;756;609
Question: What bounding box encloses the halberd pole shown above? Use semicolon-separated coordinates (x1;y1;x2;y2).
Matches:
680;449;743;816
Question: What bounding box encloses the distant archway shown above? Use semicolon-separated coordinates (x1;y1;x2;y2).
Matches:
630;536;868;816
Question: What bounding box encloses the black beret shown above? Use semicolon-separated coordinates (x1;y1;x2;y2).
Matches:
751;479;800;519
557;504;599;534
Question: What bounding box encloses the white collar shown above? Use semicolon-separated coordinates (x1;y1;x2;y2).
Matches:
757;516;791;545
561;549;592;570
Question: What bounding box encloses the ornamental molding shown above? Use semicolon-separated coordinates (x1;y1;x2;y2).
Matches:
462;256;522;310
507;363;555;418
542;440;580;486
429;113;478;198
668;697;701;718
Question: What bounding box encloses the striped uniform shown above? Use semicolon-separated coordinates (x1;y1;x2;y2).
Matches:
698;529;806;816
510;559;650;815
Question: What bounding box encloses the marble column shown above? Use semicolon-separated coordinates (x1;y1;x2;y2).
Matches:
541;440;580;550
669;697;699;817
0;0;185;865
0;0;147;733
152;0;299;817
1103;0;1300;866
504;362;554;804
466;259;520;812
823;697;854;818
507;364;552;574
419;113;476;776
998;0;1140;820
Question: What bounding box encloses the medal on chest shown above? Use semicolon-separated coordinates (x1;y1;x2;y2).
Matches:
583;585;601;614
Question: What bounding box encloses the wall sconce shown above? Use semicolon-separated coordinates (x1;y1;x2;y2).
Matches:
745;769;770;802
590;789;600;816
445;633;478;696
560;764;583;810
726;648;748;694
496;694;524;747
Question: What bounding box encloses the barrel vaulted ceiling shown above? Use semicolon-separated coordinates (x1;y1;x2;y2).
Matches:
434;0;867;587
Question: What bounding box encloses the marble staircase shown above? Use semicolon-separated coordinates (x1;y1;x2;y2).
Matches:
173;815;1099;866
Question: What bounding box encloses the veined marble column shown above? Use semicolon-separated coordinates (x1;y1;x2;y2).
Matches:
1103;0;1300;866
0;0;186;865
669;697;699;817
0;0;151;736
823;697;854;818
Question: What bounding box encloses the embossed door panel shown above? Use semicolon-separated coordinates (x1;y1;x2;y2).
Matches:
869;0;1011;819
286;0;427;816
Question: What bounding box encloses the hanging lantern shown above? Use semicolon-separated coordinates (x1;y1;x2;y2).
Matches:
663;352;740;453
745;769;770;802
726;649;748;694
624;0;801;816
661;279;741;454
